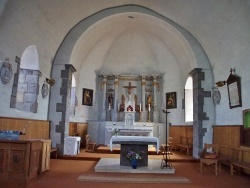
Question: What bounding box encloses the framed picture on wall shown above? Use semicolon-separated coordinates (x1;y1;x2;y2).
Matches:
226;70;242;109
82;88;93;106
166;92;177;109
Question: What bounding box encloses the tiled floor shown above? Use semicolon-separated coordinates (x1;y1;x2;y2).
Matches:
94;158;175;174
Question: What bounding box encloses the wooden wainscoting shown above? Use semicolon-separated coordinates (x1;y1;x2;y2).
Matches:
77;123;88;148
169;125;193;150
0;116;50;140
213;125;244;147
213;125;250;174
69;122;78;136
69;122;88;148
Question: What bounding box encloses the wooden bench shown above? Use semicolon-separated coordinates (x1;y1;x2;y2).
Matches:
219;145;250;175
176;136;193;155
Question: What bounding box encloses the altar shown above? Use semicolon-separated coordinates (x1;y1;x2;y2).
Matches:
87;74;166;147
110;135;159;167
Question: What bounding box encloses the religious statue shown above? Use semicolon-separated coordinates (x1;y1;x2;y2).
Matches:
119;94;125;111
147;94;152;106
134;95;140;112
107;93;113;107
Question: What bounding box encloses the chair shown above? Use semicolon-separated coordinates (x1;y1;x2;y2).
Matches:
85;135;96;152
168;137;173;153
200;143;220;175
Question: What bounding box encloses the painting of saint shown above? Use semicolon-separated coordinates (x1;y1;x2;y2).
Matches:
166;92;177;109
82;88;93;106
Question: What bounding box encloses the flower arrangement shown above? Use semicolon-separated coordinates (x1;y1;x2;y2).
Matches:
124;147;145;160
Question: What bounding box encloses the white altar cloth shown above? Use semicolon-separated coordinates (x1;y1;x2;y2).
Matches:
64;136;81;155
109;135;159;153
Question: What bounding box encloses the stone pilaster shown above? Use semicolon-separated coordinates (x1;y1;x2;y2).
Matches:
189;68;211;158
101;75;107;121
54;64;76;155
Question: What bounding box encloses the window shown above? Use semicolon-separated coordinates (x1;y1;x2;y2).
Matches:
185;77;193;122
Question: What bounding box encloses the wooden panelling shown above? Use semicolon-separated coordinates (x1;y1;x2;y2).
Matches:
77;123;88;147
213;125;250;174
69;122;77;136
169;125;193;150
213;125;243;147
0;117;50;140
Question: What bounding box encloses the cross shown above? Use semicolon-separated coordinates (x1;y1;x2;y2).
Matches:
123;82;137;94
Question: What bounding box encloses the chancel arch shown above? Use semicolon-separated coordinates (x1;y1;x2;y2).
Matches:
49;5;214;158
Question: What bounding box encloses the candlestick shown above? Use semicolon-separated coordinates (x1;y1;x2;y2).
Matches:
148;110;151;122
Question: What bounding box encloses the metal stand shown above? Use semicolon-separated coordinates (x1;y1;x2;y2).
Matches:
161;145;172;169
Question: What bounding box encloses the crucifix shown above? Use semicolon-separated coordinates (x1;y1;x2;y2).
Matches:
123;82;137;94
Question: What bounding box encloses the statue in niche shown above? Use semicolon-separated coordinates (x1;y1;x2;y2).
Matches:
119;94;125;111
147;94;153;107
134;95;140;112
107;93;113;107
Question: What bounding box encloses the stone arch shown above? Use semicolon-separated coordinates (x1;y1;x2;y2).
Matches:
49;5;214;157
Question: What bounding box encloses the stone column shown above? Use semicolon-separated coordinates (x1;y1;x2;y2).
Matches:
49;64;76;155
140;75;147;122
101;75;107;121
189;68;211;158
152;74;159;122
113;75;119;121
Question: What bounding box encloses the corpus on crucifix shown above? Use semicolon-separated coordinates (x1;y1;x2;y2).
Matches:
123;82;137;94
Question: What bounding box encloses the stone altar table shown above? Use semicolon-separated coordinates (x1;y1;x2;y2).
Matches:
110;136;159;167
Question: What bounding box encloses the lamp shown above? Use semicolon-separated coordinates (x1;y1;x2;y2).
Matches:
46;78;55;86
215;81;226;87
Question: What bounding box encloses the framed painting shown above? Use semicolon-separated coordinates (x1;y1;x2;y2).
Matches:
226;72;242;109
166;92;177;109
82;88;93;106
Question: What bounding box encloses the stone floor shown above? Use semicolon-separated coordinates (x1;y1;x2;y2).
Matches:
94;158;175;174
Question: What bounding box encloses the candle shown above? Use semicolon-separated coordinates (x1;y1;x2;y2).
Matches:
118;103;120;111
139;103;141;112
109;103;111;110
148;104;151;112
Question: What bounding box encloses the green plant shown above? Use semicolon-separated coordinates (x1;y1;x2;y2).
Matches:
112;128;120;136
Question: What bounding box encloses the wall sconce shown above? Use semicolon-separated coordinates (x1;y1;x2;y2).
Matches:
46;78;55;86
215;81;226;87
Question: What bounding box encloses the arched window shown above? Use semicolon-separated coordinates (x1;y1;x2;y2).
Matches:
185;77;193;122
10;45;40;113
70;74;77;116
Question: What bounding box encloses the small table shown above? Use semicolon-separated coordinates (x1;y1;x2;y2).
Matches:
64;136;81;155
110;136;159;167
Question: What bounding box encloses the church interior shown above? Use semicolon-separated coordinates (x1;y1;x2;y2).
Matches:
0;1;250;187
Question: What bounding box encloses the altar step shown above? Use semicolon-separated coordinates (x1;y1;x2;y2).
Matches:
95;145;158;155
59;146;199;163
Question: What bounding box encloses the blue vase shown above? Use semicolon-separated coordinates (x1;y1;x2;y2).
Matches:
131;159;137;169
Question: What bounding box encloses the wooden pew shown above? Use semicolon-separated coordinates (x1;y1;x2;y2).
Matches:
176;136;193;155
219;145;250;175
